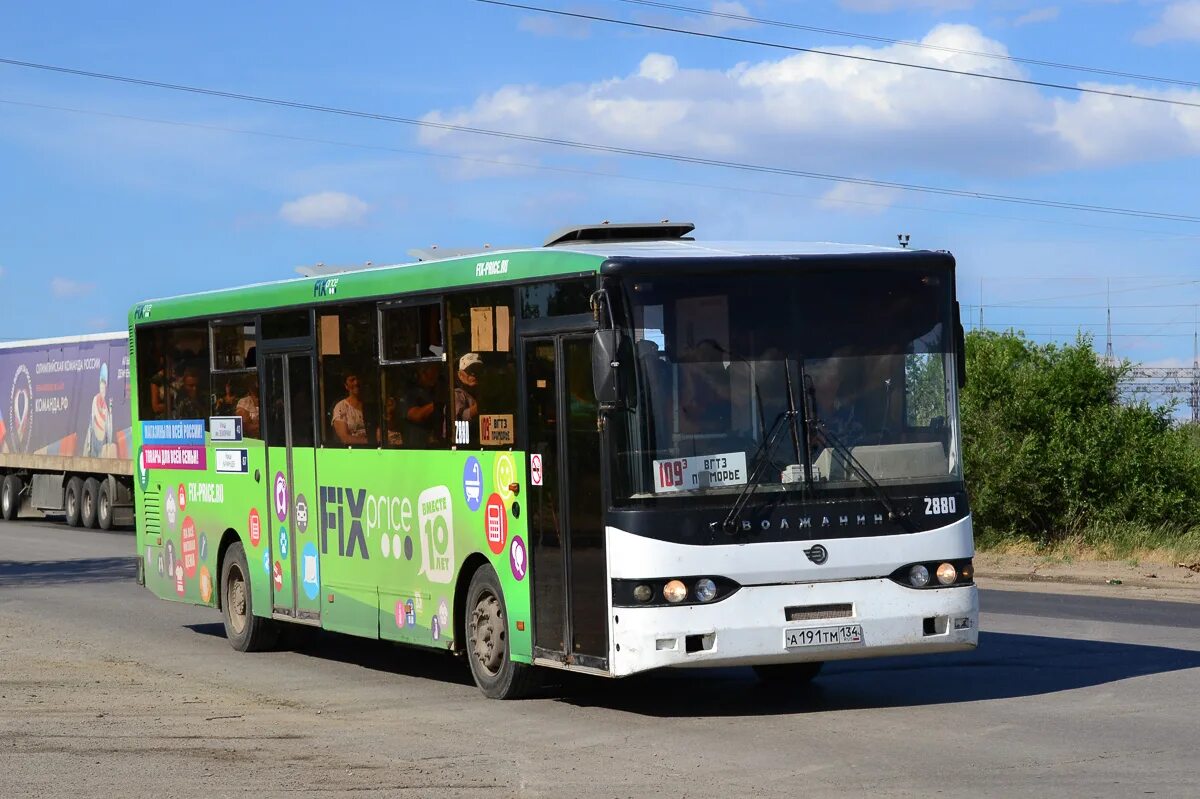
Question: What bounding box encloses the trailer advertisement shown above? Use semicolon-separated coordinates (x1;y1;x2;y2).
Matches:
0;334;132;462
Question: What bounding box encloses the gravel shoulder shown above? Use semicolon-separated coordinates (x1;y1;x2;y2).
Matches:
976;551;1200;603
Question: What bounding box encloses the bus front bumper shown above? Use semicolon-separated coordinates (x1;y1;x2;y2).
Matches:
610;579;978;677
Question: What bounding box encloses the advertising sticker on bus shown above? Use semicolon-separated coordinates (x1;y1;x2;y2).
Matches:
653;452;748;494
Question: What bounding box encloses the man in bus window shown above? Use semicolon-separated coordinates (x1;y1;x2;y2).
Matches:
404;362;446;447
454;353;483;423
174;369;206;420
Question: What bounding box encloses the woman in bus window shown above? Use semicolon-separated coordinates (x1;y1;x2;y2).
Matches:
332;371;369;445
236;375;260;439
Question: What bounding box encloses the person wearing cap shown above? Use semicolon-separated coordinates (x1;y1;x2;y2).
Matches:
85;362;114;457
454;352;483;424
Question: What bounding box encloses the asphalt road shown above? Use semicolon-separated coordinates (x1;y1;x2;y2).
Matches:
2;518;1198;798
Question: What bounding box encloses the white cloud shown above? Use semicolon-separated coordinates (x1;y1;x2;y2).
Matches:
418;24;1200;182
1014;6;1059;26
818;183;902;214
638;53;679;83
50;277;96;298
1135;1;1200;45
278;191;370;228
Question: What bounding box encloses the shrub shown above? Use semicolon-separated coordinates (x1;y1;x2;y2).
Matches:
961;330;1200;543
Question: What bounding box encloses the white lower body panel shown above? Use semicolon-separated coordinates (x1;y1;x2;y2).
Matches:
605;516;978;677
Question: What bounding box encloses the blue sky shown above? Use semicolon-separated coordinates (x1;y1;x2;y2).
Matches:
2;1;1198;377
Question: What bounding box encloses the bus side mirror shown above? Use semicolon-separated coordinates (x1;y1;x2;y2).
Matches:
592;329;627;408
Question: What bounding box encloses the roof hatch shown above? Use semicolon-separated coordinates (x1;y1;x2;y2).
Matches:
543;221;695;247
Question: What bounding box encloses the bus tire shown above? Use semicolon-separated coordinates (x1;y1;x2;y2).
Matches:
1;474;23;521
753;661;824;685
220;541;279;652
464;564;538;699
64;477;83;527
96;480;114;531
81;478;100;529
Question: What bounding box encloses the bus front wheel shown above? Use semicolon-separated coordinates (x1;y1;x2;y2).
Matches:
753;661;824;685
464;565;538;700
220;541;279;652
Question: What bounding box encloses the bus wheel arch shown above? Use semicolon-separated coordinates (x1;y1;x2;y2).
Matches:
214;528;244;612
460;560;539;699
452;553;491;655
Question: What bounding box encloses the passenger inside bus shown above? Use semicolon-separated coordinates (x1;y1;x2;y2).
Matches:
332;371;370;445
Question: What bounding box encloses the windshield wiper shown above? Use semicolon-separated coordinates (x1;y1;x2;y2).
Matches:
801;371;915;534
712;408;798;535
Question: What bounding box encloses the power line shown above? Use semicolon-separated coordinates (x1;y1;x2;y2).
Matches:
476;1;1200;111
8;96;1200;242
612;0;1200;89
3;58;1199;224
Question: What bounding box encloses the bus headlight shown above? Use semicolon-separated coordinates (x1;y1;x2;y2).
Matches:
908;564;930;588
663;580;688;603
936;562;957;585
694;578;717;603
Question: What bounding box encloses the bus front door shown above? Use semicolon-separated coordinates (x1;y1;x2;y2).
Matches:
261;352;321;623
522;335;608;670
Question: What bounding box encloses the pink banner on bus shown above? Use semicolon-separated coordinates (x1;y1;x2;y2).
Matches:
141;445;207;471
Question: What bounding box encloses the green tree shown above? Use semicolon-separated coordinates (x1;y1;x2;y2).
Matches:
961;330;1200;541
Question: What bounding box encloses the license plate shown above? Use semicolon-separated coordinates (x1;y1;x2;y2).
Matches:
784;624;864;649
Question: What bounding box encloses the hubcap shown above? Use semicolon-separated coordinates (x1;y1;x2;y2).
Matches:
469;590;505;676
227;565;248;635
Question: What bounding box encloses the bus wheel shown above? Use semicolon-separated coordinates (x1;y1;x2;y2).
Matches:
220;541;279;652
753;661;824;685
465;565;538;699
1;474;23;521
81;478;100;529
96;481;114;531
64;477;83;527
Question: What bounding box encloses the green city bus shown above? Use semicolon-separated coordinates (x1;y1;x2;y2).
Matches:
132;222;977;699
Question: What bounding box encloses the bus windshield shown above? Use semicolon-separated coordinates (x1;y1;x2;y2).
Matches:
610;264;962;501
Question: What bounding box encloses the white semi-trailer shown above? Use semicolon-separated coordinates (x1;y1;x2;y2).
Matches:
0;332;134;528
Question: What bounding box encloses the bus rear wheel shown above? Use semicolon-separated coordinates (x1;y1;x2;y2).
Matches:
1;474;23;521
753;661;824;685
64;477;83;527
220;541;279;652
465;565;538;699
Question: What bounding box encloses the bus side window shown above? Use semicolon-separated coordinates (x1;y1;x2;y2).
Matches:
318;303;379;448
446;289;518;449
136;324;209;423
380;300;448;450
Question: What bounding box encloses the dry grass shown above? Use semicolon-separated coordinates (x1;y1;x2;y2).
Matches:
976;523;1200;564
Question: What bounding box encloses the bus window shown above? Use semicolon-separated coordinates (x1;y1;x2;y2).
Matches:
135;324;209;422
447;289;517;448
519;278;594;319
211;320;257;372
261;310;310;340
318;304;379;447
380;301;448;450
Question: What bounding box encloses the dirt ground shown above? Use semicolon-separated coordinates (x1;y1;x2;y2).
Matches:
975;551;1200;603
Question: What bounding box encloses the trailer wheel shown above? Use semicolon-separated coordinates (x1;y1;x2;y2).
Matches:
464;564;539;699
64;477;83;527
81;478;100;529
96;480;114;531
1;474;23;521
220;541;280;652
